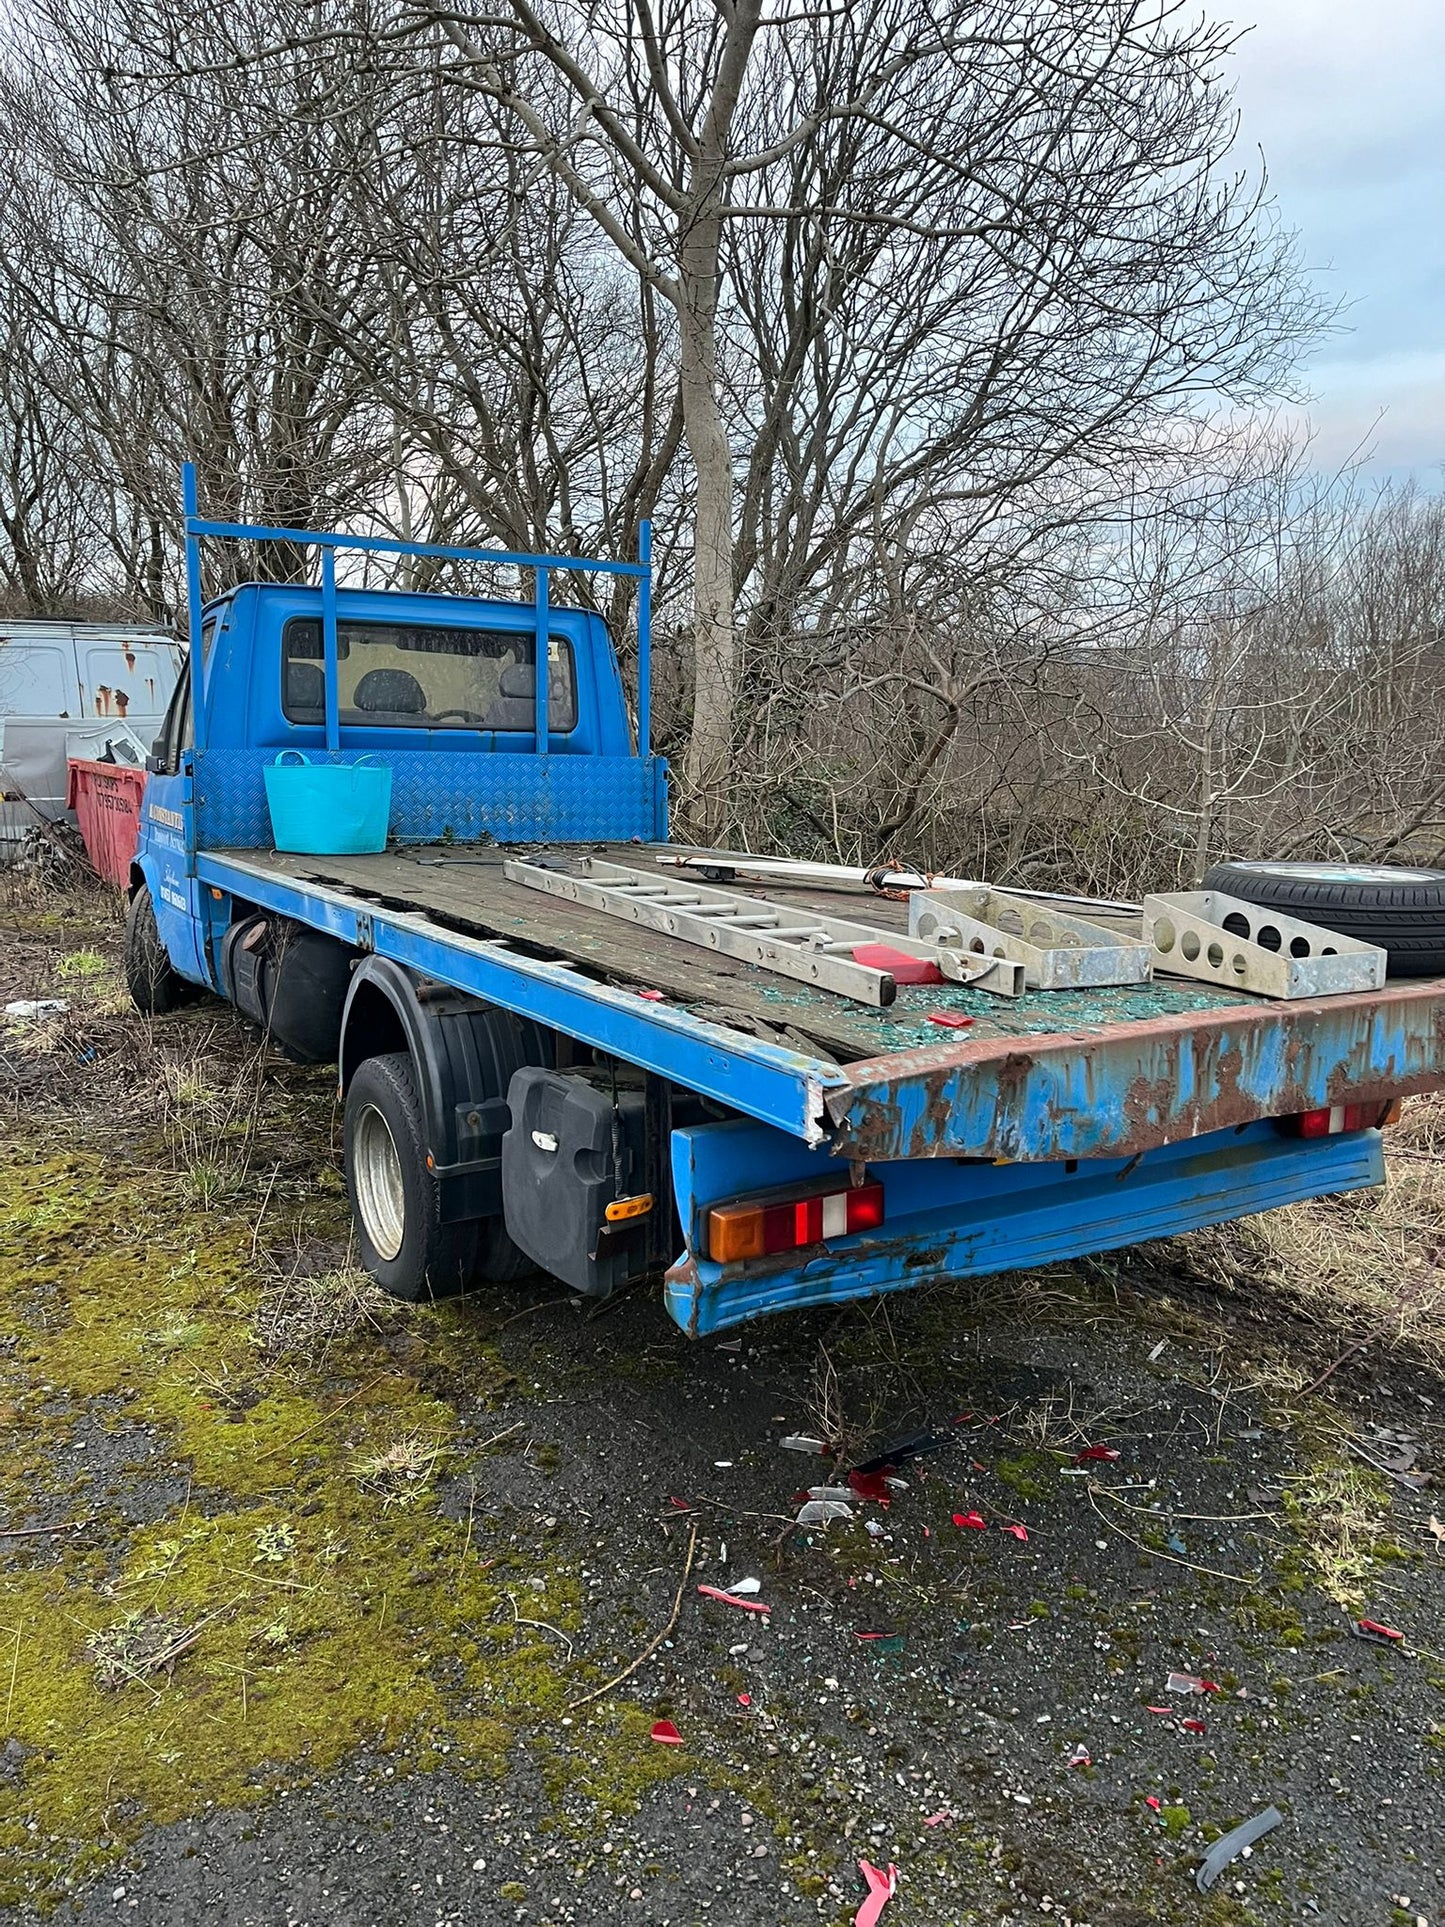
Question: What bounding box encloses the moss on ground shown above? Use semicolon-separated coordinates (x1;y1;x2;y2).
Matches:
0;1084;684;1909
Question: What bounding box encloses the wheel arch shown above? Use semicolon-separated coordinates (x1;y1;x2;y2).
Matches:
339;957;555;1222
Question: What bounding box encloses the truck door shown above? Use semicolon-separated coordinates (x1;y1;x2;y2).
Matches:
138;650;211;987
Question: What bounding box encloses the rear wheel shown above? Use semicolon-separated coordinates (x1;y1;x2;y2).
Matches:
124;886;188;1015
1200;860;1445;978
344;1051;480;1301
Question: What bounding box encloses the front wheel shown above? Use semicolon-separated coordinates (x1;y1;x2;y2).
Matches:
124;886;188;1015
344;1051;478;1301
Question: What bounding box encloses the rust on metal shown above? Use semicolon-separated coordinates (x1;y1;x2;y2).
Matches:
825;978;1445;1163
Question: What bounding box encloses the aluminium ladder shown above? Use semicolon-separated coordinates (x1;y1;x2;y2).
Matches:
502;856;1024;1006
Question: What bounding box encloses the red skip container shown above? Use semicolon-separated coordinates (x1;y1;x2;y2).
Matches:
66;758;147;888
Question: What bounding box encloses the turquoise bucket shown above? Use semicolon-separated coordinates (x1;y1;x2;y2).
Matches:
263;751;391;855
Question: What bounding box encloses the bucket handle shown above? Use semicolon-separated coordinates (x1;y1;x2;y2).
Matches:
273;752;382;768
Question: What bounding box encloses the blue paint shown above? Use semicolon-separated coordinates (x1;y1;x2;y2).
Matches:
828;991;1445;1162
196;853;841;1141
664;1116;1386;1336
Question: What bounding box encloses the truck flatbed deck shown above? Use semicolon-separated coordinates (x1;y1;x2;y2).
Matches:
202;843;1445;1161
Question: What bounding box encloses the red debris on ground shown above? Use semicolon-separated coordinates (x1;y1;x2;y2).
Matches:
926;1012;975;1029
1355;1617;1405;1643
696;1583;771;1615
649;1720;683;1745
1000;1523;1029;1542
1074;1445;1122;1464
848;1468;894;1506
952;1511;987;1530
854;1857;899;1927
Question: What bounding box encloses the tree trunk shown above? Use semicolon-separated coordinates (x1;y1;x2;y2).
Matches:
677;243;735;843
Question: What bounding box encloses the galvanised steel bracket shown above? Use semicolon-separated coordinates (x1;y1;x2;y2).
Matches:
1143;890;1387;999
909;885;1152;990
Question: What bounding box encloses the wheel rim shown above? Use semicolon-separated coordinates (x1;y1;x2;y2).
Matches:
353;1103;406;1261
1240;862;1442;885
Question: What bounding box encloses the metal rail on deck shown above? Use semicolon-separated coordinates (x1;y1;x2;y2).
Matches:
180;460;653;763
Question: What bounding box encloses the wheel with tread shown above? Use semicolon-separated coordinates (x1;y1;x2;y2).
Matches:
124;886;188;1014
1199;860;1445;978
343;1048;542;1301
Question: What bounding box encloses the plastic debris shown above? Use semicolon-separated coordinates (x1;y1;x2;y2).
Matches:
1066;1744;1091;1768
854;1857;899;1927
1074;1445;1122;1464
636;988;666;1001
1194;1805;1283;1893
1167;1534;1188;1555
667;1496;693;1512
1145;1705;1173;1715
1181;1717;1208;1735
852;943;944;985
1000;1523;1029;1542
1165;1672;1219;1695
952;1511;987;1530
649;1720;683;1745
697;1584;771;1614
716;1337;742;1353
857;1632;906;1654
1144;1795;1162;1812
1147;1338;1168;1362
736;1692;751;1707
854;1432;951;1474
4;998;68;1020
796;1500;853;1527
1353;1617;1405;1646
922;1809;953;1828
805;1486;855;1503
863;1518;887;1539
728;1577;762;1595
926;1012;975;1029
848;1469;893;1505
779;1434;831;1455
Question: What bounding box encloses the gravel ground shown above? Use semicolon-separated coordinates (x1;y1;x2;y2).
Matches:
2;889;1444;1927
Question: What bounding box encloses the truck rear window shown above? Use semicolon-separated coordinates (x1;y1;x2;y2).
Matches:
281;618;577;733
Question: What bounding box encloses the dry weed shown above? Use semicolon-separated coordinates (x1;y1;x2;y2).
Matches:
253;1266;395;1366
1180;1094;1445;1374
353;1433;446;1504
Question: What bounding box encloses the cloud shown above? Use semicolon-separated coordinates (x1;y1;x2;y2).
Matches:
1226;1;1445;474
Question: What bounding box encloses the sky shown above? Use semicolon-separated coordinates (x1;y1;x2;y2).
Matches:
1225;0;1445;479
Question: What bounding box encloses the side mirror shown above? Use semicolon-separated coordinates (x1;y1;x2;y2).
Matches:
145;753;165;775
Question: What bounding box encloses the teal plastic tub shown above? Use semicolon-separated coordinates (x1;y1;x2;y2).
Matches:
263;751;391;855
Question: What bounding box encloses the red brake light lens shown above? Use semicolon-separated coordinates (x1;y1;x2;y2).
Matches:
706;1179;885;1264
1281;1098;1401;1138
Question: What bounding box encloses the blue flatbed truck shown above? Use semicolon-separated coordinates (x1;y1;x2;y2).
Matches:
124;472;1445;1337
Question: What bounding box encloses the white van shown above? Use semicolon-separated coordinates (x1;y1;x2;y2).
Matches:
0;620;184;851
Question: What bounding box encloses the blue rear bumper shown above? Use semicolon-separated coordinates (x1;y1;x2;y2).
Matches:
664;1117;1384;1337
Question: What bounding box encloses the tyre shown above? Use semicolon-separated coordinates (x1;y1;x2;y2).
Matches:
344;1050;481;1302
1199;860;1445;978
124;886;188;1014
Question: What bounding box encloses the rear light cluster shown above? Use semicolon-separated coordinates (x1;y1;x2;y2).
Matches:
1281;1098;1402;1138
706;1179;885;1264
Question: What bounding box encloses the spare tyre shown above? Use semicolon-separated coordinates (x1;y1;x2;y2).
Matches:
1198;860;1445;978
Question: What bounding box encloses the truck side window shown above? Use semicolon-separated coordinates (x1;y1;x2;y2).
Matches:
281;618;577;733
152;653;193;774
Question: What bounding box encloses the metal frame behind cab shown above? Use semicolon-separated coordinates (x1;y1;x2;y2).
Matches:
180;462;653;761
